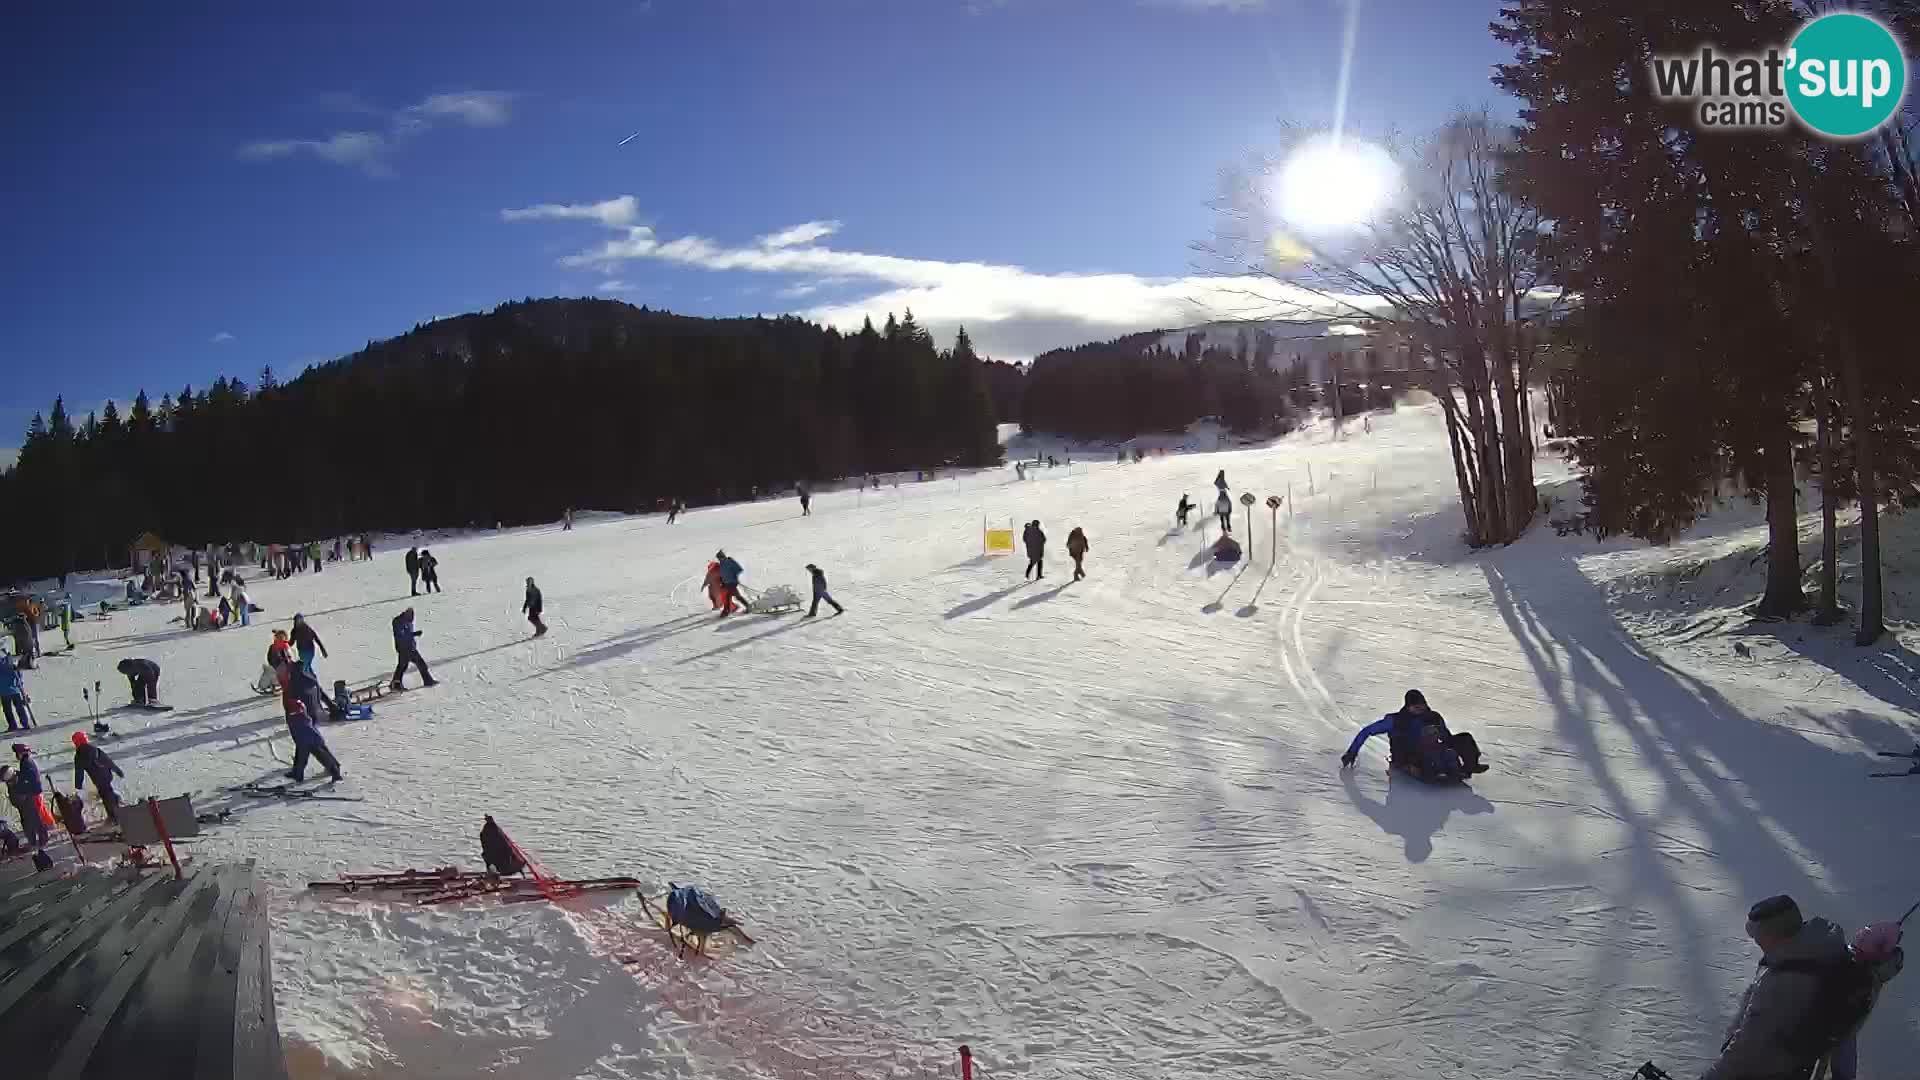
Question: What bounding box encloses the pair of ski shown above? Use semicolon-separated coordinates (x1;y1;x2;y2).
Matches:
1873;743;1920;778
229;778;362;802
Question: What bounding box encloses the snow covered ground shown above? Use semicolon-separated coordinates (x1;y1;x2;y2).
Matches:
16;402;1919;1080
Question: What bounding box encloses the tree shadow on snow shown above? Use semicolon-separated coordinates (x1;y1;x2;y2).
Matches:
1478;553;1918;1065
945;581;1029;620
1725;623;1920;719
1339;768;1493;863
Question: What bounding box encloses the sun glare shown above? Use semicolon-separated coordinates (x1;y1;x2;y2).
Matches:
1276;137;1398;231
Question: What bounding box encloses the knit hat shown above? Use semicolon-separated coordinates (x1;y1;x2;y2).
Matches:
71;732;88;747
11;743;28;755
1404;689;1427;708
1747;894;1804;940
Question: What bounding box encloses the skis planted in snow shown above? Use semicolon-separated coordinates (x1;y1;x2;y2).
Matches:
1872;743;1920;778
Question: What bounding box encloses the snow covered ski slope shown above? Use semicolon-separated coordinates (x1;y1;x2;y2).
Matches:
20;403;1918;1080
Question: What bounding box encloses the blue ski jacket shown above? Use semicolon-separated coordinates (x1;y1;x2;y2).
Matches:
717;557;744;587
1346;709;1451;762
7;754;42;799
392;614;420;650
0;654;21;697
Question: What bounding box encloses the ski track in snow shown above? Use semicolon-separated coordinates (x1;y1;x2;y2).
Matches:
22;403;1920;1080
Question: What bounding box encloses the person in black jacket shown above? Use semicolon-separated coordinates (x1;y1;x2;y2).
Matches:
523;577;547;636
804;564;843;617
283;700;343;784
116;657;161;706
1022;520;1047;580
420;549;442;593
70;731;125;822
391;609;436;690
405;546;421;595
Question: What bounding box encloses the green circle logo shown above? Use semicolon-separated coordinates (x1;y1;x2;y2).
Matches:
1786;12;1907;138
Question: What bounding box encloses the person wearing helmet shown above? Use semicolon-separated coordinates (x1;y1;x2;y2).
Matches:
70;731;125;822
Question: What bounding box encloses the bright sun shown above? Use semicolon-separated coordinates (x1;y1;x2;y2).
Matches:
1276;136;1398;231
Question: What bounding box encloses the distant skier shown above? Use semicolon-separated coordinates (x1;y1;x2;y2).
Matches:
523;577;547;636
7;743;46;852
406;546;422;596
419;549;442;593
480;815;526;876
1340;690;1485;782
804;564;844;617
282;700;343;784
667;499;682;525
1023;520;1047;580
1215;490;1233;533
0;651;32;731
289;613;329;675
116;657;161;707
70;731;124;823
1176;494;1193;528
1066;527;1089;581
715;551;747;616
390;608;436;690
799;486;812;516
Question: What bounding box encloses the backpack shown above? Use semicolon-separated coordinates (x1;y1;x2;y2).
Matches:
1773;945;1901;1064
665;883;729;934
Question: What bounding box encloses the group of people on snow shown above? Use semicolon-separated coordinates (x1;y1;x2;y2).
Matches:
404;546;442;596
1020;522;1090;582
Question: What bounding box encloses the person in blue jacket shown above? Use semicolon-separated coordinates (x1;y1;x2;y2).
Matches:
0;651;32;731
6;743;46;850
282;700;343;784
1340;689;1487;782
390;608;437;690
804;564;844;617
715;551;747;616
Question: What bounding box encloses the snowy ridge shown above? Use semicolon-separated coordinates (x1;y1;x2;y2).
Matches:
10;402;1917;1080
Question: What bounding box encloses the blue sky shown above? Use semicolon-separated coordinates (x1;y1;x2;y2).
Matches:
0;0;1513;459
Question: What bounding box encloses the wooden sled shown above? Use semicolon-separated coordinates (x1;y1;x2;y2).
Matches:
345;678;389;704
741;584;803;615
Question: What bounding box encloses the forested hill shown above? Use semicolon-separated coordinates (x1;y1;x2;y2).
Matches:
0;298;1008;577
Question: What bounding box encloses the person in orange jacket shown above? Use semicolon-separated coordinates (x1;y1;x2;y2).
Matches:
703;560;726;611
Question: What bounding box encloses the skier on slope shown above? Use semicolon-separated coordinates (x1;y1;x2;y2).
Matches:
1700;894;1902;1080
523;577;547;637
1340;689;1486;782
1066;527;1089;581
288;613;329;675
282;700;344;784
1023;520;1047;580
1214;490;1233;533
70;732;125;822
116;657;161;707
390;608;436;690
804;564;844;617
715;551;747;616
7;743;47;851
406;546;422;596
0;651;32;732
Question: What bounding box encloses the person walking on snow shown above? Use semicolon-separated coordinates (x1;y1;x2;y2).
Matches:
289;613;329;675
390;608;436;690
231;576;250;627
70;732;124;822
1215;490;1233;533
1213;469;1229;495
1175;494;1193;528
799;485;812;516
1066;527;1089;581
715;551;747;616
1023;521;1047;580
702;559;726;612
116;658;161;707
406;546;422;596
523;578;547;637
0;652;32;731
419;549;442;593
7;744;47;851
282;700;343;784
58;598;73;649
805;564;844;617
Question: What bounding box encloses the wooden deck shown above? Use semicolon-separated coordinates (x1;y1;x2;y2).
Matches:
0;858;285;1080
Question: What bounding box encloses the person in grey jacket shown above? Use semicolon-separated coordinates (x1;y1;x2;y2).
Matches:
1703;894;1856;1080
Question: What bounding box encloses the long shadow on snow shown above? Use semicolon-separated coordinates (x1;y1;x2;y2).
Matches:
1011;581;1073;609
518;614;712;682
107;712;287;767
1723;623;1920;720
1478;554;1916;1069
273;593;417;623
678;616;819;664
1234;560;1281;617
1339;768;1493;863
1201;561;1250;614
945;581;1030;620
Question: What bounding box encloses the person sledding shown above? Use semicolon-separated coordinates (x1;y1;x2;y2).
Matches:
1341;689;1487;783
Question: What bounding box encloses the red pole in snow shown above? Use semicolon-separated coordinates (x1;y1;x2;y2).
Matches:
959;1045;973;1080
147;797;183;880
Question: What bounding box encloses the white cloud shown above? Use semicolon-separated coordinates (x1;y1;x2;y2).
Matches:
211;331;235;344
514;196;1379;361
502;196;639;227
757;220;841;249
241;90;513;174
598;279;633;292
